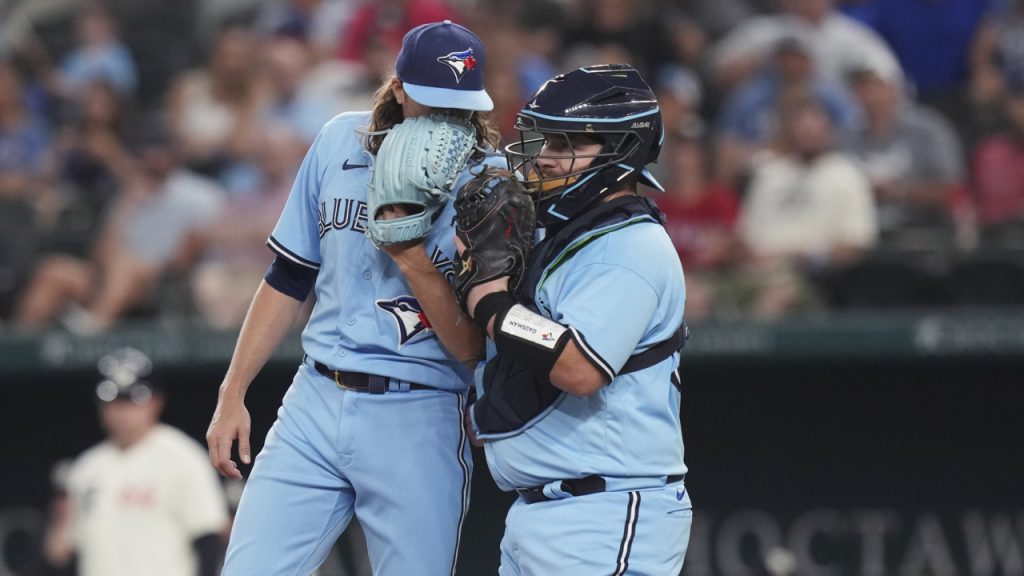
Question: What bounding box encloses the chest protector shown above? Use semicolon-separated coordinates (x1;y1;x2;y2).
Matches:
473;195;688;437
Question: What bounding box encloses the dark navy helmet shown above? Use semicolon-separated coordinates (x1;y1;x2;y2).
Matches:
505;64;664;226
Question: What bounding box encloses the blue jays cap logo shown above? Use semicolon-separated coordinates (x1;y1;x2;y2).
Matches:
376;296;433;346
437;48;478;83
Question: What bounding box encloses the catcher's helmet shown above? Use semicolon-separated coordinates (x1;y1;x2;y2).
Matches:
505;64;664;227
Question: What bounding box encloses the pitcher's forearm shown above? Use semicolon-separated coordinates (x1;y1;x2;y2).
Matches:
221;281;304;399
396;250;484;364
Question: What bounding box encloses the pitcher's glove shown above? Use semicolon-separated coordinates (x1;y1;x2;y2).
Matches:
453;168;536;311
366;114;476;247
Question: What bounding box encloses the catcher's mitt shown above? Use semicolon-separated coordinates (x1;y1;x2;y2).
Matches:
453;168;536;310
366;114;477;247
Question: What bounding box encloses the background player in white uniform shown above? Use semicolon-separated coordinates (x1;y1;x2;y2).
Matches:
458;64;692;575
205;21;500;576
45;348;228;576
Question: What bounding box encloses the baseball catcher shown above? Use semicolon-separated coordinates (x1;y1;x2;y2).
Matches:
452;168;536;311
366;114;477;247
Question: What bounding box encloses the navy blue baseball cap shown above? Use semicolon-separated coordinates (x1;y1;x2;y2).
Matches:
396;20;493;112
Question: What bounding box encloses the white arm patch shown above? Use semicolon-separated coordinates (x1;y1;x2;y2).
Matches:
499;304;568;350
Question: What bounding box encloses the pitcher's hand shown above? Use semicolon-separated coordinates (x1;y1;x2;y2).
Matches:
206;392;251;479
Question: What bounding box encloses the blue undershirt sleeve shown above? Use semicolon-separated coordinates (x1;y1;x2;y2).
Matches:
263;254;317;301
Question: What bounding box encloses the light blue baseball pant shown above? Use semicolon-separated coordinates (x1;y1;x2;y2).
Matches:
498;480;692;576
222;362;472;576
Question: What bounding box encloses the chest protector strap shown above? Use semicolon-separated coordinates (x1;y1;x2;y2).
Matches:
473;195;688;437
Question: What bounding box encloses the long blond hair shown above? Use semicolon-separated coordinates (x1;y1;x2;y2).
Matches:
364;74;501;157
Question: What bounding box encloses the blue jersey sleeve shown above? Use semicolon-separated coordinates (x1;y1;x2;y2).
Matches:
541;222;686;381
551;262;661;381
267;129;329;269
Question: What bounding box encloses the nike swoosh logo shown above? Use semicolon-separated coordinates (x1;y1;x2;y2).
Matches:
676;488;686;501
342;159;369;170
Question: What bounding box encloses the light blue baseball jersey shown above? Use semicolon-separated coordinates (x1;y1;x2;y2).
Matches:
268;111;501;391
224;112;489;576
480;217;687;491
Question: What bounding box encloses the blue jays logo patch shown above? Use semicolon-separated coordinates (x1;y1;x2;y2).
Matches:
376;296;433;347
437;48;477;83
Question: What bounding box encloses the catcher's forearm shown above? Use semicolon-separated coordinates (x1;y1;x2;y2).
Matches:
473;290;607;396
395;248;485;365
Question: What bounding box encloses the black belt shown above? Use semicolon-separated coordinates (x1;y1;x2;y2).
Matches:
516;473;685;504
312;361;432;394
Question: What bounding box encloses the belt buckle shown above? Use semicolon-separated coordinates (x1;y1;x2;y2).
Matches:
333;371;359;391
515;487;549;504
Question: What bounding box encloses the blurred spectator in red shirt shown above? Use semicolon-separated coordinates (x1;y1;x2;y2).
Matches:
972;87;1024;227
658;121;740;271
657;121;742;319
336;0;457;63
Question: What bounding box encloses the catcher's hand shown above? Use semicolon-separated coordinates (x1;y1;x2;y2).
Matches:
453;168;536;311
366;114;477;247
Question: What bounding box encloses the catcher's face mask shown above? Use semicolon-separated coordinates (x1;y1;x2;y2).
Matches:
505;117;631;207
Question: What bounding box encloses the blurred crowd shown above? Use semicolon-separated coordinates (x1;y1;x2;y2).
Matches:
1;0;1023;331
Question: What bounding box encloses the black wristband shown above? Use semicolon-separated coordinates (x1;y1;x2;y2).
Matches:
472;291;517;332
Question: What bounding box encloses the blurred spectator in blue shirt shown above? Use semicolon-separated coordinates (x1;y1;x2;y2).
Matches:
970;0;1024;132
260;36;332;145
0;57;49;201
53;2;137;99
715;36;858;185
511;0;562;96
